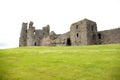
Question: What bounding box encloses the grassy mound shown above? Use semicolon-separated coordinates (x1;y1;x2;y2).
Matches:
0;44;120;80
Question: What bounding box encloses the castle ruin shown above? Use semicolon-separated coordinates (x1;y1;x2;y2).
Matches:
19;19;120;46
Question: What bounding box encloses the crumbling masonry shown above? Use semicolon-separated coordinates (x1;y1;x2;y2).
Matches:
19;19;120;46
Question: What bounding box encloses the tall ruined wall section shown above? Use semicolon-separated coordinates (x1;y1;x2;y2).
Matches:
42;25;50;37
27;21;35;46
40;25;50;46
35;29;43;46
98;28;120;44
19;23;27;46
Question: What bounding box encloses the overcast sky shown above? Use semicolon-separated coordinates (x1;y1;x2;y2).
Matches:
0;0;120;49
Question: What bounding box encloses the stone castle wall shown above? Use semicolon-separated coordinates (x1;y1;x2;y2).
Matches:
98;28;120;44
19;19;120;47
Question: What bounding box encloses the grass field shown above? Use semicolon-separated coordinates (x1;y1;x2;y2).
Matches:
0;44;120;80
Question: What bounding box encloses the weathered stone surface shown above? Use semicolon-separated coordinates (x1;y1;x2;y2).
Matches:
98;28;120;44
29;21;33;28
35;29;43;46
19;19;120;47
41;36;51;46
70;19;98;45
19;22;27;46
42;25;50;37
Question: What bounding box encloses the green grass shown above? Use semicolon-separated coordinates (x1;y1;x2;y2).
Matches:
0;44;120;80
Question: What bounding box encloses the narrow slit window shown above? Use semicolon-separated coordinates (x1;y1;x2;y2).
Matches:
76;25;78;29
91;26;94;31
77;33;79;37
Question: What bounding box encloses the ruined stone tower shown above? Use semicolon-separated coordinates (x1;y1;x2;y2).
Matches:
19;18;120;47
19;23;27;46
19;21;50;46
70;19;98;45
27;21;35;46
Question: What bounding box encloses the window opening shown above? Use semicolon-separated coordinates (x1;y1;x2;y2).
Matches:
91;26;94;31
34;42;36;46
76;25;78;29
98;33;101;39
77;33;79;37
